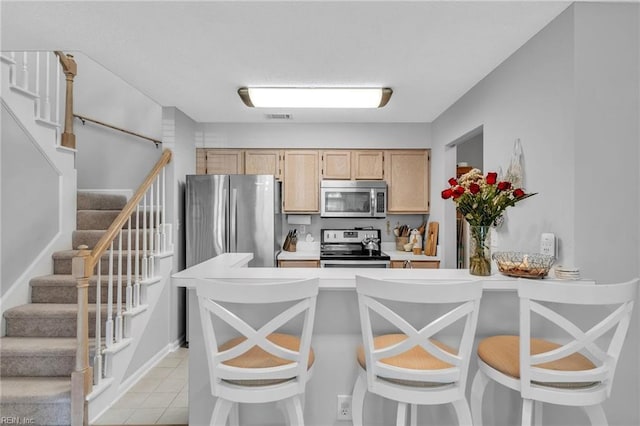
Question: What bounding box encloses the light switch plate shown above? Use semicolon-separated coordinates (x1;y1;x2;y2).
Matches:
540;233;555;257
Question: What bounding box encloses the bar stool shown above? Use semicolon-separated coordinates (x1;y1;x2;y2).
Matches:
196;277;319;426
352;275;482;426
471;279;638;426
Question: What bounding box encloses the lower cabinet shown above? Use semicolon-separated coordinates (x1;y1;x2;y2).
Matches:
390;260;440;269
278;260;320;268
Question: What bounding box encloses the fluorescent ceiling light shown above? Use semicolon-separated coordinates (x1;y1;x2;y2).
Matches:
238;87;392;108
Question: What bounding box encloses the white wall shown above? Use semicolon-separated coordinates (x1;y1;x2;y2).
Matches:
73;53;163;191
432;4;639;425
162;106;197;343
199;122;430;149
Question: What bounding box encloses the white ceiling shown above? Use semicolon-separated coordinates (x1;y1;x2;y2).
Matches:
1;1;571;123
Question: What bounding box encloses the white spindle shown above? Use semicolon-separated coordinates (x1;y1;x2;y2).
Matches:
126;218;132;312
21;52;28;90
55;54;61;126
9;52;16;85
93;262;102;385
105;243;114;348
115;231;123;342
43;52;51;121
149;185;155;278
134;204;140;307
155;175;161;254
162;167;167;252
142;193;148;281
35;52;41;117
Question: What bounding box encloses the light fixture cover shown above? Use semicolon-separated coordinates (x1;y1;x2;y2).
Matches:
238;87;392;108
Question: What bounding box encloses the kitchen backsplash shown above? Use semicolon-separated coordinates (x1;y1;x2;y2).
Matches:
280;214;428;245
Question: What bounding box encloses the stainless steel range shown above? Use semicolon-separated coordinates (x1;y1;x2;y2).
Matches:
320;228;390;268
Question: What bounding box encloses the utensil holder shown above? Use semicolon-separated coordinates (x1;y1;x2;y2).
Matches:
395;236;408;250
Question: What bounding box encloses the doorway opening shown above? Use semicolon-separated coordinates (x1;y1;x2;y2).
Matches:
454;129;483;269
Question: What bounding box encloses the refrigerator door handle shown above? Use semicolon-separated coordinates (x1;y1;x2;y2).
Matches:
222;187;228;252
230;187;238;252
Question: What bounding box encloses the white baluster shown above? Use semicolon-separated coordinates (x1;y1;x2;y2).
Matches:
9;52;16;85
162;167;167;252
149;184;155;278
142;193;148;281
126;217;132;312
93;262;102;385
105;243;114;348
155;175;161;254
55;54;61;127
34;52;41;117
115;231;123;343
21;52;28;90
134;204;140;307
42;52;51;121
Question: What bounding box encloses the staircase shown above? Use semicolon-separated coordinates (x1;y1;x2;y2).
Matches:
0;192;135;425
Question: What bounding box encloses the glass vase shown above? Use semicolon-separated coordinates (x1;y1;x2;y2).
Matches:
469;225;491;276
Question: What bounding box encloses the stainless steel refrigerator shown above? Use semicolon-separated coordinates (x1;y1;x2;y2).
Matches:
185;174;282;268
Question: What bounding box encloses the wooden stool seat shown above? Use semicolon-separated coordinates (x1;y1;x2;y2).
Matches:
477;335;597;388
220;333;315;386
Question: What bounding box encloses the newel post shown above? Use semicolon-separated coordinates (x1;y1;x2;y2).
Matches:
71;245;93;426
55;51;77;149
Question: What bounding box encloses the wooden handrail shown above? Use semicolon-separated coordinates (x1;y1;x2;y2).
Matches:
74;114;162;147
84;149;171;276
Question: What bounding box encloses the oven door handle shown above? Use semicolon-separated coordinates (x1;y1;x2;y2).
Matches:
320;260;390;267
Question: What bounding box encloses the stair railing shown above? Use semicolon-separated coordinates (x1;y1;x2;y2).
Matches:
71;149;172;426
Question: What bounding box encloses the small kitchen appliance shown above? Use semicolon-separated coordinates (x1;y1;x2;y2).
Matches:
320;180;386;218
320;228;390;268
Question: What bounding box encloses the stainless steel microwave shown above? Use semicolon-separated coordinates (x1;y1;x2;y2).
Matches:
320;180;387;218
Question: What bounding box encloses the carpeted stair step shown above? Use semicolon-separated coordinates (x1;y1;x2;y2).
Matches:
77;209;160;230
0;377;71;426
30;274;135;304
77;192;127;210
4;304;109;338
0;337;97;377
72;228;154;250
53;250;148;275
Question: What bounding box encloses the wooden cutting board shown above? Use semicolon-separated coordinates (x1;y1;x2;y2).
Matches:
425;222;439;256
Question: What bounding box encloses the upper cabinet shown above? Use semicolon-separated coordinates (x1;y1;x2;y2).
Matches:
353;150;384;180
385;150;430;213
205;149;244;174
245;150;283;180
321;150;352;179
283;151;319;212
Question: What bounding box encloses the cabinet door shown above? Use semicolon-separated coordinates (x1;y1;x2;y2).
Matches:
205;150;244;174
196;148;207;174
386;150;430;213
245;150;282;180
353;150;384;180
278;260;320;268
390;260;440;269
283;151;319;212
322;150;351;179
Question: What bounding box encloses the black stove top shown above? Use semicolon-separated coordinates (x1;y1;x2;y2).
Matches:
320;228;390;261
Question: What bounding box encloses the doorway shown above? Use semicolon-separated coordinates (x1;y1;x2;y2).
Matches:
455;131;483;269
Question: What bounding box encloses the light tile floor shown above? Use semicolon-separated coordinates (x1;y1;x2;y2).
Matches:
92;347;189;425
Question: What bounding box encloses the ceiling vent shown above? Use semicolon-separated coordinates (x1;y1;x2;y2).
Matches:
264;113;293;120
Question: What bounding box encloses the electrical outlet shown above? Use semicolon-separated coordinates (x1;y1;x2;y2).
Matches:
540;233;556;257
336;395;352;420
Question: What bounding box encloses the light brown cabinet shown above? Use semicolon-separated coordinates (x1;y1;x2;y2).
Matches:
245;150;283;180
278;260;320;268
205;149;245;175
283;151;319;212
353;150;384;180
321;151;352;179
390;260;440;269
385;150;430;213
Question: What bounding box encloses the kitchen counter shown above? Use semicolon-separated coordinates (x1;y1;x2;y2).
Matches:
275;242;442;262
173;253;594;426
